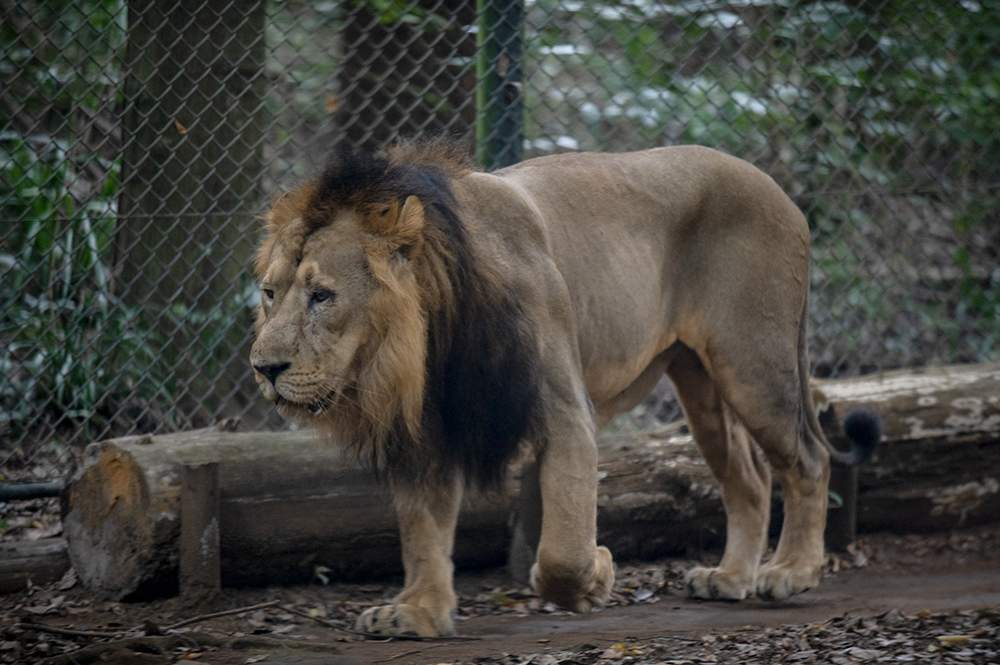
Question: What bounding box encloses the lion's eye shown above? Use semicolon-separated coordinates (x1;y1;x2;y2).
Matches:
310;289;336;306
263;288;274;300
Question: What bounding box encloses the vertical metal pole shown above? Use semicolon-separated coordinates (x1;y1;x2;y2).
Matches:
821;404;859;552
476;0;524;170
825;466;858;552
507;462;543;584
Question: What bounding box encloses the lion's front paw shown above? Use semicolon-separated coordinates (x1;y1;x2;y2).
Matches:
355;603;455;637
532;546;615;613
582;546;616;611
684;567;752;600
755;562;820;601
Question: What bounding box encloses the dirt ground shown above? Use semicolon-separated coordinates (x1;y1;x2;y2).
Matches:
2;524;999;664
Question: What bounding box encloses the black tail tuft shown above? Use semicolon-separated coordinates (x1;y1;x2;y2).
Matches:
840;408;881;466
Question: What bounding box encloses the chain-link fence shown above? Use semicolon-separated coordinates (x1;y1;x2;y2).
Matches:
3;0;999;470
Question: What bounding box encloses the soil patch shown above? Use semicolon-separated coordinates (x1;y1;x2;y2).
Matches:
2;525;998;664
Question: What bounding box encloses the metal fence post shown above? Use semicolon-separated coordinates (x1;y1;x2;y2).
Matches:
476;0;523;170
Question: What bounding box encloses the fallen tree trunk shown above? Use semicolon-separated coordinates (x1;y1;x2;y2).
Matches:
61;427;720;600
0;538;69;594
60;363;1000;600
61;429;512;600
813;362;1000;449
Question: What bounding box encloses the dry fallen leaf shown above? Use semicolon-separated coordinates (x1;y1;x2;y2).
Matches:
57;567;77;591
174;118;187;134
936;634;971;646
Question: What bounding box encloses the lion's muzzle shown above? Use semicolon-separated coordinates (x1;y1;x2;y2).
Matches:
253;361;289;386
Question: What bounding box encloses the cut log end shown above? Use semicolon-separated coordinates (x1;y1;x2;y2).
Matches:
62;442;179;600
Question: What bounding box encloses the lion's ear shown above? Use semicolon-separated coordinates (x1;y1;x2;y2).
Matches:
371;196;424;255
395;196;424;242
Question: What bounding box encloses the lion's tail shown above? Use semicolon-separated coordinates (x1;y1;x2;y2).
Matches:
798;284;881;468
834;409;881;466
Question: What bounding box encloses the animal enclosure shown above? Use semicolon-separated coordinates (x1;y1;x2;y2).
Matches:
2;0;999;467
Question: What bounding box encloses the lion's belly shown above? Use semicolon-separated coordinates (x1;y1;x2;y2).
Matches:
582;341;679;426
574;301;678;411
560;238;680;409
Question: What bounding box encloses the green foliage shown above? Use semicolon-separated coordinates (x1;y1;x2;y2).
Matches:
313;565;331;585
356;0;448;27
1;0;130;441
0;127;260;439
1;0;260;444
0;131;132;437
0;0;126;118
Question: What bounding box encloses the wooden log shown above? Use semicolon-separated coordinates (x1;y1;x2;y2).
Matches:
0;538;70;594
59;363;1000;599
825;466;858;551
60;427;720;600
813;362;1000;447
596;433;725;559
60;429;514;600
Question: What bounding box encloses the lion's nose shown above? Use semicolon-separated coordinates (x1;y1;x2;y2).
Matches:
253;361;290;385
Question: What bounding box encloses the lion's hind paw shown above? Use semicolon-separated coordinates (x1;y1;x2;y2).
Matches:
684;567;752;600
355;603;454;638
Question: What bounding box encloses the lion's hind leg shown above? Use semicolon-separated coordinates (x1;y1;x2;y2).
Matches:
667;347;772;600
708;350;830;601
753;455;830;600
355;478;461;637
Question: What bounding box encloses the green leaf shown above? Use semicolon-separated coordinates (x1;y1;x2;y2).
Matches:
313;565;331;585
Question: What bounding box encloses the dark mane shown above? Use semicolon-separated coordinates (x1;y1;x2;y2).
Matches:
311;141;543;489
306;141;471;233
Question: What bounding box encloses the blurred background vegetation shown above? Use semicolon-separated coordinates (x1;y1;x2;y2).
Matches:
1;0;998;472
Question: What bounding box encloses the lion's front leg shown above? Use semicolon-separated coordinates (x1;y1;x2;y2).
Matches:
530;405;615;613
355;477;462;637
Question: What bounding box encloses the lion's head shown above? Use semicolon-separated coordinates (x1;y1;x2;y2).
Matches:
251;143;542;482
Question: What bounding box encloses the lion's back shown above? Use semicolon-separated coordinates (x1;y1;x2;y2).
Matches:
451;146;811;405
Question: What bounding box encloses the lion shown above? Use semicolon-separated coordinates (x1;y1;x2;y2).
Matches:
250;141;880;637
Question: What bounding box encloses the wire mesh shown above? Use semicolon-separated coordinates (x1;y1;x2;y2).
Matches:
2;0;998;473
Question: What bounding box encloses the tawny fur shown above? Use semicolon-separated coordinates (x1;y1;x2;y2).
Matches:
250;141;879;637
252;143;535;480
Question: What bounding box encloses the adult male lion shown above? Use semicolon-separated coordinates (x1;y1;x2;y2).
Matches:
250;142;879;637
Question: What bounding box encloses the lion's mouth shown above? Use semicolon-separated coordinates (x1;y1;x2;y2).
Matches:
274;391;336;416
